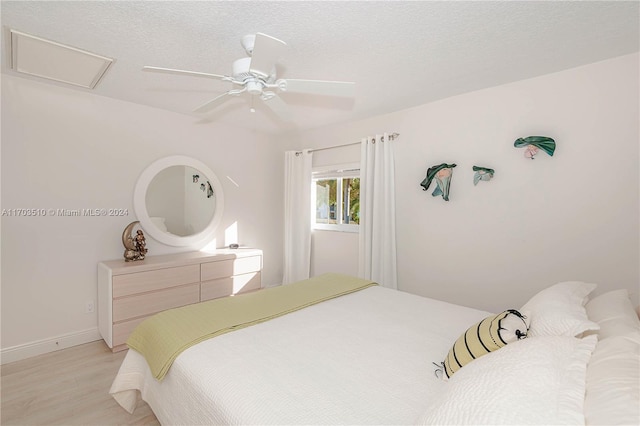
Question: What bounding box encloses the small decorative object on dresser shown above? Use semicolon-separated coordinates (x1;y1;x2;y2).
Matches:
122;221;148;261
98;248;263;352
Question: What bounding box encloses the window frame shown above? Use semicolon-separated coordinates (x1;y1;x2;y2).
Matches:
312;163;360;233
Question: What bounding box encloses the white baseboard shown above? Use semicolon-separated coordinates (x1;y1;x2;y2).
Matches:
1;328;102;365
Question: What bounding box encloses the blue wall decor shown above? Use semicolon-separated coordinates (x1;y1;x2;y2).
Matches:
514;136;556;159
473;166;495;185
420;163;457;201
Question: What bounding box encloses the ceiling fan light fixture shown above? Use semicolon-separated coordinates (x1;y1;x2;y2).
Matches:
246;80;263;95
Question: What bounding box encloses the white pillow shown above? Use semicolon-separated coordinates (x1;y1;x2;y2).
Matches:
585;289;640;340
520;281;599;337
418;335;597;425
583;290;640;425
584;334;640;425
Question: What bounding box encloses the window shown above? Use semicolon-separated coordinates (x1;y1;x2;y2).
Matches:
312;164;360;232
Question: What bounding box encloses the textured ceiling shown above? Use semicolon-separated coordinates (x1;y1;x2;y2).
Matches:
2;1;638;135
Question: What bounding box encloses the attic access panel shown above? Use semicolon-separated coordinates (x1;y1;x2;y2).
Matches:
9;29;114;89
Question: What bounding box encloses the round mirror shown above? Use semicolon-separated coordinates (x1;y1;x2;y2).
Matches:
133;156;224;247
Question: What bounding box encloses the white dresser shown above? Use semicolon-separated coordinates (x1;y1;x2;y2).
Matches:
98;248;262;352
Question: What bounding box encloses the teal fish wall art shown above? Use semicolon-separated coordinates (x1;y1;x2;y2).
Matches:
420;163;457;201
514;136;556;159
473;166;495;185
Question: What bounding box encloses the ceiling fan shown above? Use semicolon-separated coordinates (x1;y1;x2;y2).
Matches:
142;33;355;121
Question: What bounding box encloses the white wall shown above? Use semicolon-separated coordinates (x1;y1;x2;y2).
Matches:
1;75;289;358
311;230;358;277
294;53;639;313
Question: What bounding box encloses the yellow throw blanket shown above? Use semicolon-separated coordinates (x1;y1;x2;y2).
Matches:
127;273;377;380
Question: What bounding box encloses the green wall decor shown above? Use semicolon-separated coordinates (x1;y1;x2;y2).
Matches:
514;136;556;159
420;163;457;201
473;166;495;185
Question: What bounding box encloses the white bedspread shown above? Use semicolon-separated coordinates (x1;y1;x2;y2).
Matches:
110;286;491;425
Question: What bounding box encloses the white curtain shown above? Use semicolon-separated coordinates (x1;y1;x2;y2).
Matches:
358;133;397;289
283;149;313;284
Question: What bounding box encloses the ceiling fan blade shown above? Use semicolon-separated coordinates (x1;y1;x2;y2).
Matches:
279;79;355;98
143;66;226;80
262;95;292;122
249;33;287;78
193;92;232;113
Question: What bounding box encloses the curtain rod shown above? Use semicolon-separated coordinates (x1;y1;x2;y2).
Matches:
302;132;400;154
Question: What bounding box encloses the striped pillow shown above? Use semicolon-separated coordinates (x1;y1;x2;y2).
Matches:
443;309;528;378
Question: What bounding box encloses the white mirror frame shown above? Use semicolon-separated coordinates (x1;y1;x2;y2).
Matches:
133;155;224;247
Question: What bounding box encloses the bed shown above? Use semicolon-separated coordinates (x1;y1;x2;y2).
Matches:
110;273;640;425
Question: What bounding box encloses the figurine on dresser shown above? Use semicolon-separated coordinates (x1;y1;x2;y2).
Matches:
122;221;148;261
134;230;148;260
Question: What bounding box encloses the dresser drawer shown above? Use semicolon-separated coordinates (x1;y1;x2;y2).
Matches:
201;256;262;281
113;283;200;322
201;271;261;301
112;264;200;298
112;316;147;348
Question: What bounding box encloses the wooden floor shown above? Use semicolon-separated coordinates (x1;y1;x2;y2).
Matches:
1;340;159;426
